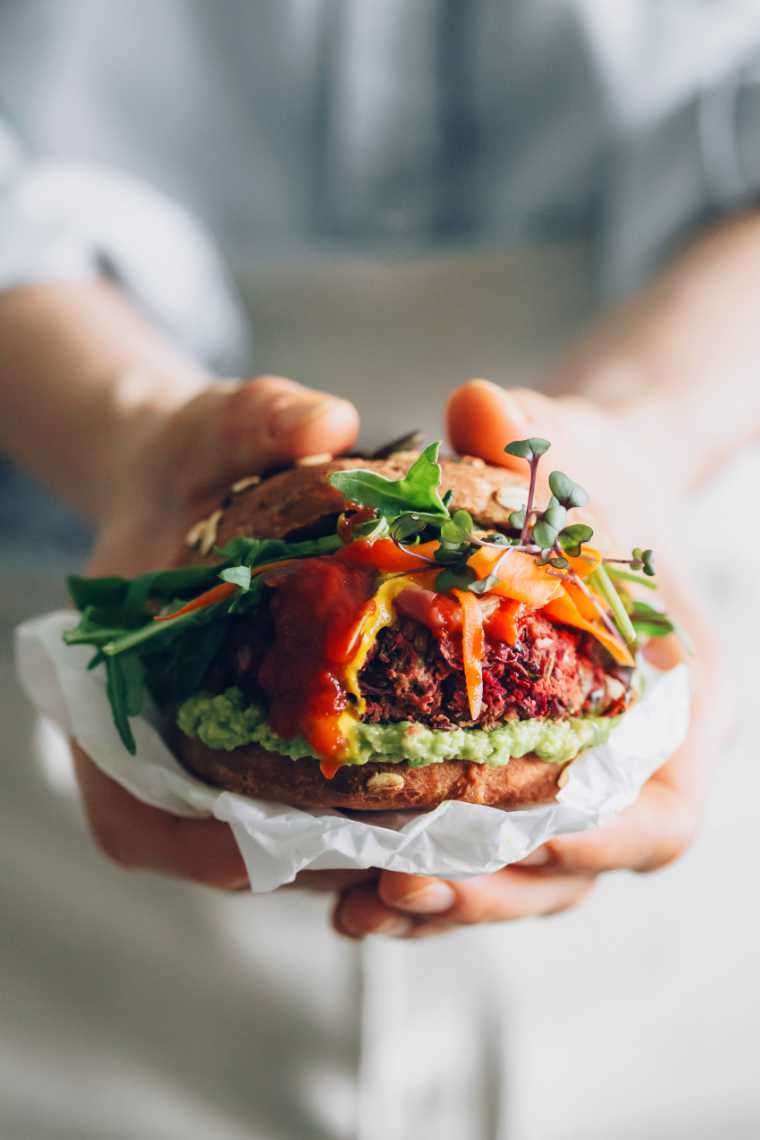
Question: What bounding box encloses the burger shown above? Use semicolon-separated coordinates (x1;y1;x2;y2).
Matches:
65;436;674;811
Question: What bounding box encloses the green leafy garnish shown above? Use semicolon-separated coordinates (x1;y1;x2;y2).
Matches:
328;442;448;521
435;565;478;593
628;600;676;638
63;532;337;752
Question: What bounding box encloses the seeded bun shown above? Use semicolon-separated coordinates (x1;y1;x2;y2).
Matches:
174;450;580;811
190;451;527;552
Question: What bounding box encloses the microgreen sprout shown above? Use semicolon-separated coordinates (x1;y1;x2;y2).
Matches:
504;437;550;543
558;523;594;557
604;546;655;576
548;470;589;510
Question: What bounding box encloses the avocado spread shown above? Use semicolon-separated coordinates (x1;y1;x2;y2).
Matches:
177;687;619;767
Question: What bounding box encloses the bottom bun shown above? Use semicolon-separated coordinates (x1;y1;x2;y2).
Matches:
175;732;573;810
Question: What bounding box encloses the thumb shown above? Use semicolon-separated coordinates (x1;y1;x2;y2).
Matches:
446;379;563;471
172;375;360;495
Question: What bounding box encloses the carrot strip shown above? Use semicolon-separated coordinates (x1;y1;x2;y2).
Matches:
453;588;485;721
152;557;309;623
153;579;239;622
468;547;563;609
339;538;440;573
542;590;635;667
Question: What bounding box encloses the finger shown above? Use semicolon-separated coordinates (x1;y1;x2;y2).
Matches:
172;374;360;496
290;869;379;893
446;380;560;470
377;868;595;925
519;776;700;876
71;742;249;890
332;884;415;940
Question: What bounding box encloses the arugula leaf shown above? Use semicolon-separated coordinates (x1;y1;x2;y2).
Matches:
440;509;474;545
629;600;676;639
142;621;228;708
65;522;347;754
328;442;449;520
104;653;144;754
216;533;341;567
64;606;131;648
435;565;477;592
67;575;131;612
102;597;227;657
349;516;390;541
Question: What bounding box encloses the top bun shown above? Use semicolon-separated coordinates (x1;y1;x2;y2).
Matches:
183;451;529;561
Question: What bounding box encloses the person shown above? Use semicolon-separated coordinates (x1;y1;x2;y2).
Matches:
0;4;754;1138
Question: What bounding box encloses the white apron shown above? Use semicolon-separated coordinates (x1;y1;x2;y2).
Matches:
4;250;760;1140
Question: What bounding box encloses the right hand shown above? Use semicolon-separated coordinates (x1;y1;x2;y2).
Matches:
73;374;367;891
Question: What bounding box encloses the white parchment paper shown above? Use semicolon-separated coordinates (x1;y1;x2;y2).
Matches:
15;611;690;892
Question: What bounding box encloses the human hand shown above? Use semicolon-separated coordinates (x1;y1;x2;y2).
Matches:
334;380;724;940
74;374;368;891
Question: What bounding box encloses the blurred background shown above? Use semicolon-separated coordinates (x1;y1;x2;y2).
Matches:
2;2;760;1138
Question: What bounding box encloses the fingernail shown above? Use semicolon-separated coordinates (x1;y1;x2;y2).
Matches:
393;882;456;915
271;396;340;435
520;846;552;867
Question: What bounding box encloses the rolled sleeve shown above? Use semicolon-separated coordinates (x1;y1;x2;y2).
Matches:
0;121;250;374
712;52;760;208
600;29;760;299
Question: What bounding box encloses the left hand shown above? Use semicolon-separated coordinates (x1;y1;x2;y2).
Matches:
334;380;724;940
76;372;370;893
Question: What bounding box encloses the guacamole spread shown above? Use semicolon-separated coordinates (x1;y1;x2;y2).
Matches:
177;687;619;767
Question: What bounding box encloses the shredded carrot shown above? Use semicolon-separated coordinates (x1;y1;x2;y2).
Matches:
254;557;306;583
153;579;239;622
563;579;602;622
153;557;308;622
468;547;564;609
453;588;485;720
542;590;635;667
340;537;440;573
485;599;523;646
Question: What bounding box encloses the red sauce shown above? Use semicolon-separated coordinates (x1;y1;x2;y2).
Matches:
257;554;378;777
254;539;523;777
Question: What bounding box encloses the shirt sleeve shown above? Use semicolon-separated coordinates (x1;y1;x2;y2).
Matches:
0;119;250;375
599;29;760;300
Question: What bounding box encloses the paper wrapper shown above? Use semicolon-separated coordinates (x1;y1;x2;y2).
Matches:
15;611;691;892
